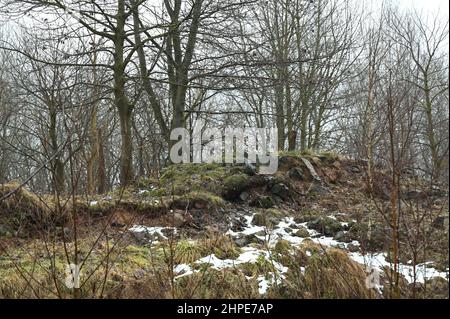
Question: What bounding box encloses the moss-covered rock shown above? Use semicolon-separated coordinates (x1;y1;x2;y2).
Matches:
171;191;225;210
270;182;291;200
294;226;310;238
309;184;330;196
252;213;272;227
333;231;353;243
159;163;228;196
221;174;251;200
294;209;322;223
307;217;343;237
265;208;286;218
199;235;242;260
347;222;386;252
288;167;305;181
244;233;265;245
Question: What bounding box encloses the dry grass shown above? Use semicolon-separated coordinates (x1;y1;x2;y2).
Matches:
304;248;371;298
0;182;63;235
0;182;51;215
269;242;372;299
176;268;259;298
198;234;242;260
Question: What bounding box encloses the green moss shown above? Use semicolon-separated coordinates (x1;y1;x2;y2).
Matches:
307;217;343;237
279;149;319;158
318;151;339;162
143;188;167;197
251;208;284;227
106;187;135;201
135;177;159;189
279;149;338;167
183;191;224;207
222;174;251;200
122;245;151;268
87;199;115;211
265;208;286;218
223;174;249;189
159;163;227;196
278;150;304;158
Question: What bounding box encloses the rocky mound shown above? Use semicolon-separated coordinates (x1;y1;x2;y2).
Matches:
0;151;448;298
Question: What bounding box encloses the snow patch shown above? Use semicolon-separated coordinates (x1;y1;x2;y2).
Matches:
129;225;174;240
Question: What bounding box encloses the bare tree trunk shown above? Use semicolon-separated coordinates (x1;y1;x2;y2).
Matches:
423;76;440;180
115;0;134;186
117;105;134;186
97;128;107;194
299;95;309;151
86;46;100;194
165;0;203;153
366;46;376;195
275;68;285;151
132;5;169;142
387;76;400;298
49;109;65;193
86;109;98;194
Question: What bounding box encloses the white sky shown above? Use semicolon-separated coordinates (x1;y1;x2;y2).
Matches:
355;0;449;35
399;0;449;19
399;0;449;13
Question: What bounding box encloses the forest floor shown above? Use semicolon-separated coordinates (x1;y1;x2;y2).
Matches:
0;151;448;299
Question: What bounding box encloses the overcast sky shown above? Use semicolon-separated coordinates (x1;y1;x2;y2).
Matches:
355;0;449;33
399;0;449;17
